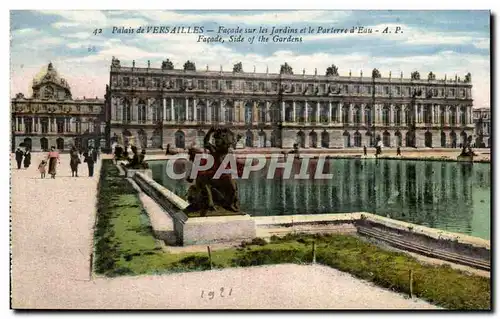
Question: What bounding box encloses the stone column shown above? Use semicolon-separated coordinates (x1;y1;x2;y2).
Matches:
253;101;258;124
163;98;167;121
402;105;406;125
361;104;365;125
349;103;354;124
305;101;308;123
71;117;76;132
133;98;139;122
15;117;19;132
37;117;41;133
266;101;270;123
292;101;296;122
431;104;435;124
281;101;285;122
390;104;394;126
444;106;448;125
185;98;189;121
338;102;342;123
328;102;332;123
414;104;419;124
315;101;319;123
170;98;174;122
193;99;197;122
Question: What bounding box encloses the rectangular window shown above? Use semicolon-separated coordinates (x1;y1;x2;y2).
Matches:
259;82;265;91
450;89;455;96
462;89;466;97
384;86;389;94
198;80;205;89
272;82;278;91
212;80;218;90
138;77;145;87
123;77;130;86
441;88;445;96
355;85;360;94
57;119;64;133
396;87;401;95
176;79;183;88
367;86;372;94
225;80;232;90
343;85;349;93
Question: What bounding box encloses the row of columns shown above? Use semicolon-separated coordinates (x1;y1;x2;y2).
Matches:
13;116;94;133
112;96;473;126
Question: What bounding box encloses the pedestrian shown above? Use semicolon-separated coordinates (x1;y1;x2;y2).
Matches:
38;160;47;179
70;146;81;177
47;146;60;179
15;147;24;169
84;146;97;177
397;146;401;156
363;145;367;156
23;148;31;169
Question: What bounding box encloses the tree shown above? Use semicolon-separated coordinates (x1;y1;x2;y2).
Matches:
161;59;174;70
325;64;339;76
183;60;196;71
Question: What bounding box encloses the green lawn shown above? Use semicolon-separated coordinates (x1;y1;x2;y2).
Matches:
93;159;491;310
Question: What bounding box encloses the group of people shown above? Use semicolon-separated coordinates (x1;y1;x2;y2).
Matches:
15;145;99;179
111;142;148;169
14;147;31;169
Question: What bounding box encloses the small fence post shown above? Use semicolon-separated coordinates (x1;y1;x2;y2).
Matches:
409;269;414;298
312;241;316;264
207;246;213;270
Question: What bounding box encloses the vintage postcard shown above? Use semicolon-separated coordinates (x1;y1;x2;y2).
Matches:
9;10;491;310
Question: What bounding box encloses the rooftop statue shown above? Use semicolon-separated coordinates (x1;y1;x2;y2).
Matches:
161;59;174;70
325;64;339;76
280;62;293;75
233;62;243;73
183;60;196;71
411;71;420;80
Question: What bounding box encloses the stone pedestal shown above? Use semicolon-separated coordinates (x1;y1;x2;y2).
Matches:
181;214;256;245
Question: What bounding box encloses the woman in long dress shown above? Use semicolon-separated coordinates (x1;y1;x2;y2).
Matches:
47;146;60;179
23;149;31;168
69;146;80;177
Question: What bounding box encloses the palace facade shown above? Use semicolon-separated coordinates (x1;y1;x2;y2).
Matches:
106;57;474;150
473;108;491;148
11;63;106;152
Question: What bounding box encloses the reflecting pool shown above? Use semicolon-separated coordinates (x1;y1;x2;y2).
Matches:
148;159;491;240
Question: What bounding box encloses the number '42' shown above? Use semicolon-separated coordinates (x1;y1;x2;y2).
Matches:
93;28;102;35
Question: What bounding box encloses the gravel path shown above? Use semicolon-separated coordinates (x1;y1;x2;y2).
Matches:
10;153;439;309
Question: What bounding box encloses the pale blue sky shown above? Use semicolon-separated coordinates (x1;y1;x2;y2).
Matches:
10;10;490;107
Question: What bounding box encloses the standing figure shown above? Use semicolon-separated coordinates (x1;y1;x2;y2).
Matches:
70;146;81;177
38;160;47;179
84;146;97;177
397;146;401;156
363;145;367;156
47;146;60;179
15;147;24;169
23;148;31;169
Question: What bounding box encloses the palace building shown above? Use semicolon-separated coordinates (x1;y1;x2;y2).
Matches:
106;57;475;150
11;63;106;152
473;107;491;148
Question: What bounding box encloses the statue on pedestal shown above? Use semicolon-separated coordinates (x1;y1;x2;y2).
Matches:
185;127;243;216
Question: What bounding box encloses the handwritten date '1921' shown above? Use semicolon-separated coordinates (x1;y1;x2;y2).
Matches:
201;287;233;300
